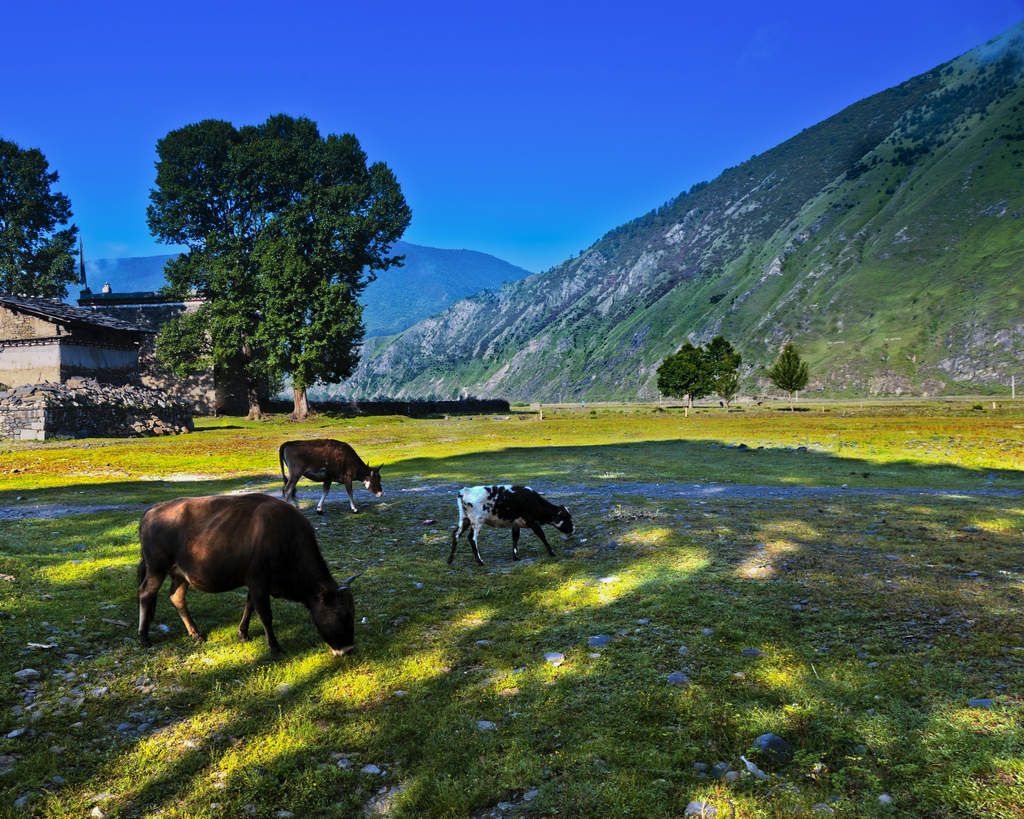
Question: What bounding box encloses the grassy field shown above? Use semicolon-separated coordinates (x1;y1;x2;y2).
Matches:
1;400;1022;817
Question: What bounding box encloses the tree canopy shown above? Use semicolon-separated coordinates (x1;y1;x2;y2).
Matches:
0;139;78;298
147;115;411;418
704;335;742;407
656;342;711;407
767;342;810;408
656;335;742;408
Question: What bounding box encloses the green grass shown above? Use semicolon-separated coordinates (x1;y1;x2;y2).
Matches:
1;401;1023;817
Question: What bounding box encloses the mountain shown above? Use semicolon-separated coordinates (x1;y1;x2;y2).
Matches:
342;24;1024;401
75;242;531;338
360;241;532;337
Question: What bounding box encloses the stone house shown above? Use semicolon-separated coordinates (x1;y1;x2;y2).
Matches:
77;287;252;415
0;294;153;388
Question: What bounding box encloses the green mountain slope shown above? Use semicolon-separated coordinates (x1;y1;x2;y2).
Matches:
360;241;531;337
344;24;1024;400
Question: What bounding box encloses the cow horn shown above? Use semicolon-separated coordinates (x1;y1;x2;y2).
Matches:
339;573;362;588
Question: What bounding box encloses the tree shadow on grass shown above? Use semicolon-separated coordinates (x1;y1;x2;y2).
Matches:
1;441;1023;816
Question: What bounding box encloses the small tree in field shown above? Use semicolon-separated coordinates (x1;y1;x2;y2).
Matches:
656;342;711;412
767;343;809;409
705;335;742;408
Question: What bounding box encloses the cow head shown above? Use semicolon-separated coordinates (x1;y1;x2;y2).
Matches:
311;581;356;656
364;466;383;498
555;506;574;536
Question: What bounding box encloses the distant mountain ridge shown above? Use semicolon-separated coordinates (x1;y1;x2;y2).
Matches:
341;23;1024;400
76;242;532;338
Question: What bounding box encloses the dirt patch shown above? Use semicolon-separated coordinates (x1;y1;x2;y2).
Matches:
2;480;1018;521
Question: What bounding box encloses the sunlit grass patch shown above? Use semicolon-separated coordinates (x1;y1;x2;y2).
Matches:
1;404;1024;816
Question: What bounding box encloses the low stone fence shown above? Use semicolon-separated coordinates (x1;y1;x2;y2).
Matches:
0;378;193;441
267;397;512;417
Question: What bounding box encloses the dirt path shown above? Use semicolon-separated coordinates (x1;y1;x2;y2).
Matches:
1;480;1020;521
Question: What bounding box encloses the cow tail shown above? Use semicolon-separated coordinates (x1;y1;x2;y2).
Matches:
136;559;147;587
279;444;287;482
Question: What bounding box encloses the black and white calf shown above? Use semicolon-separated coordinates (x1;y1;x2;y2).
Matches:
449;485;574;565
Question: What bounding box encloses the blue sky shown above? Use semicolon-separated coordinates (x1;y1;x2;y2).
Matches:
3;1;1022;273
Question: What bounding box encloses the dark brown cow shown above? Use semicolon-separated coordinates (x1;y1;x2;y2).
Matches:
137;493;358;656
279;439;382;514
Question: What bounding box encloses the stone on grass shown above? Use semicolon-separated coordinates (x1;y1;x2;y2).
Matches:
588;635;612;648
684;800;717;817
968;698;994;708
544;652;564;666
14;668;40;681
361;764;382;775
678;645;688;655
812;804;836;815
476;720;496;731
741;647;764;658
878;793;893;805
667;671;690;687
701;628;714;636
753;733;793;763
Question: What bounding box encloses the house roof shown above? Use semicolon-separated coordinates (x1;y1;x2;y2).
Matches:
0;294;155;335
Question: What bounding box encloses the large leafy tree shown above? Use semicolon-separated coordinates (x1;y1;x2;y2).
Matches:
0;139;78;298
767;342;810;409
147;115;411;419
656;342;712;410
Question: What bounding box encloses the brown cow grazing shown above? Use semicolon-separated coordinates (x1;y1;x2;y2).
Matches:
137;493;358;656
279;439;382;514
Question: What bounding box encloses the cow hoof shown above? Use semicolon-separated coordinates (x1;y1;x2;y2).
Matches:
237;632;250;642
139;635;152;648
191;633;206;644
316;509;324;516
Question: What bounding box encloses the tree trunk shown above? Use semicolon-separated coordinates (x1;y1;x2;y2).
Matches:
245;383;264;420
291;386;311;421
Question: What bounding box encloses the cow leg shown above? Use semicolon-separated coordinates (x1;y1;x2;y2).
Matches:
282;471;301;508
511;526;521;561
344;479;358;513
250;589;282;656
449;517;470;564
468;525;485;565
137;566;165;647
238;593;254;641
317;481;333;515
168;574;204;643
528;521;557;557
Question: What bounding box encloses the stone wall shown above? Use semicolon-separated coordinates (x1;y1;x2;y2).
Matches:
0;378;193;441
266;397;512;416
80;299;219;415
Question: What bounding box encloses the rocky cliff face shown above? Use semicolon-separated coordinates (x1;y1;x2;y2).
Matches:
345;24;1024;400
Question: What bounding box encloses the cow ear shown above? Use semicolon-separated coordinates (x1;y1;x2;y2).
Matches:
339;573;361;589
